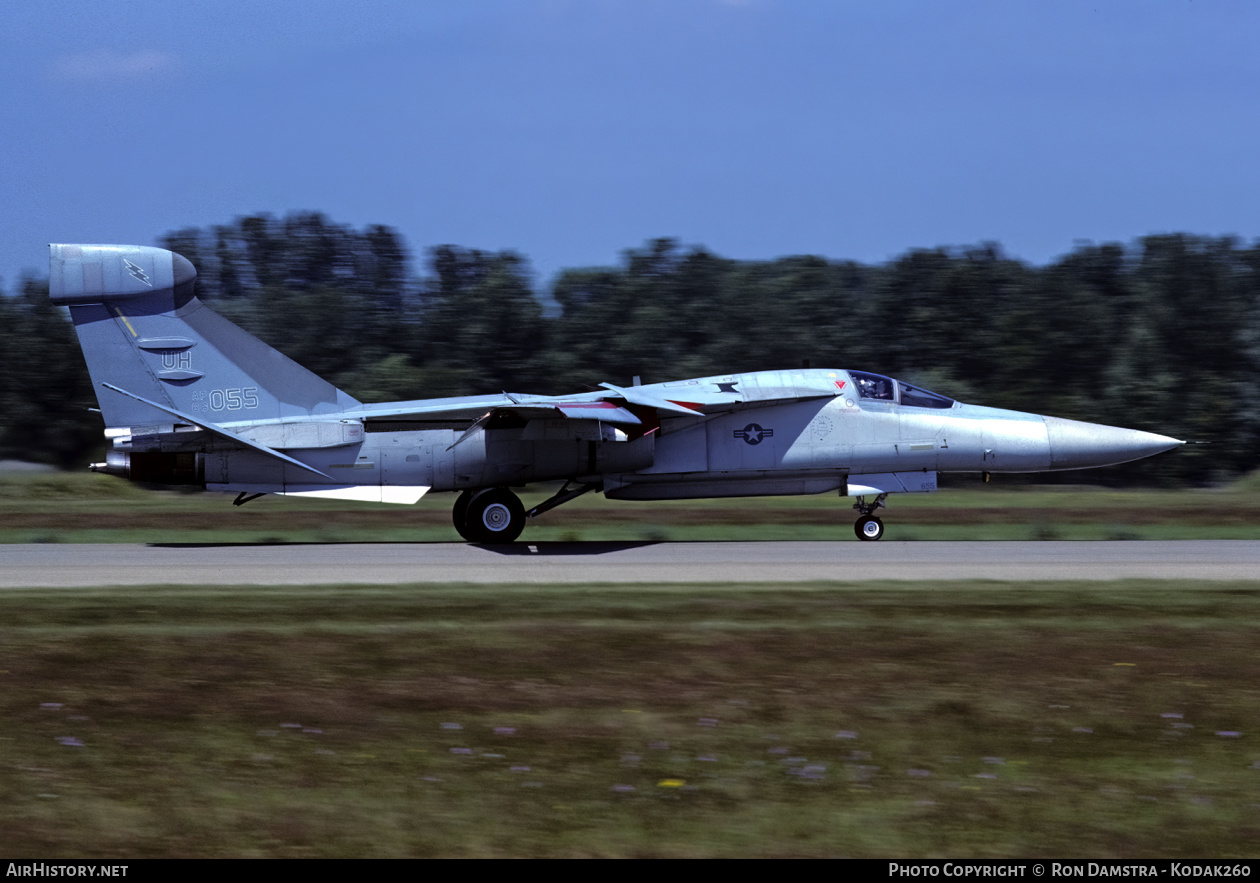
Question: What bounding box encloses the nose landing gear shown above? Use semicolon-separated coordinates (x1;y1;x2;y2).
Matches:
855;515;885;541
852;493;889;541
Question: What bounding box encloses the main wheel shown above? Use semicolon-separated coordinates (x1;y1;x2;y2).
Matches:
452;490;478;541
855;515;884;541
461;488;526;544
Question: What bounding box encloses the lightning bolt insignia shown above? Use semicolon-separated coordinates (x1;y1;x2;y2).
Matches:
124;259;152;286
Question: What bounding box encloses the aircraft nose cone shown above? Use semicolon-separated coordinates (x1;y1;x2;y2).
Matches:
1043;416;1184;470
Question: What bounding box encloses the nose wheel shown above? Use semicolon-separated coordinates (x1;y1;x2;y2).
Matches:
855;516;885;541
852;493;889;541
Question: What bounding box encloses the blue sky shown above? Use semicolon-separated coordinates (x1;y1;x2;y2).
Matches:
2;0;1257;290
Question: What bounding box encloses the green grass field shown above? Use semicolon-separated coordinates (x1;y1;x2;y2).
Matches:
3;579;1260;857
2;470;1259;543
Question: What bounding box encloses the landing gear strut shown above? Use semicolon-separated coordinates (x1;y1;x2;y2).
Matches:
452;487;526;543
852;493;888;541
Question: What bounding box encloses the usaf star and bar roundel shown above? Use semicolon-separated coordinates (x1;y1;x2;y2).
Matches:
734;423;774;445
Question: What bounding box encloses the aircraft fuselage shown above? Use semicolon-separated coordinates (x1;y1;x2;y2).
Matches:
115;368;1179;504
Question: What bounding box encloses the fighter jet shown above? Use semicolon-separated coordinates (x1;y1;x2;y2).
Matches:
50;243;1183;541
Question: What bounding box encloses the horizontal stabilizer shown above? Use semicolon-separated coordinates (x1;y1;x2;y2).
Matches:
101;383;333;480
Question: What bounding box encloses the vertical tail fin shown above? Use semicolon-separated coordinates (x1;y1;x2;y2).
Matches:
50;244;360;429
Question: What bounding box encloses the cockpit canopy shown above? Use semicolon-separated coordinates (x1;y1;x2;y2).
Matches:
847;371;955;409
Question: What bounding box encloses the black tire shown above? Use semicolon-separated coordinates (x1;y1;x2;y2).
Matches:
452;489;477;541
462;488;526;544
855;515;884;541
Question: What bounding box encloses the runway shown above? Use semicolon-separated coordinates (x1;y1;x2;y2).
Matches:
2;540;1259;587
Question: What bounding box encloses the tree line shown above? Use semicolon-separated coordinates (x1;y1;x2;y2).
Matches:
3;211;1257;486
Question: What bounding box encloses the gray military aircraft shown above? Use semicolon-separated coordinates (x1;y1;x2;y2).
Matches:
51;243;1184;542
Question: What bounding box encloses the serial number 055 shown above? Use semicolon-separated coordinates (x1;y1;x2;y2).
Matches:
203;387;259;411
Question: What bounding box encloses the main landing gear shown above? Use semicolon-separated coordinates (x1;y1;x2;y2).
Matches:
451;482;599;544
452;487;526;543
852;493;888;542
